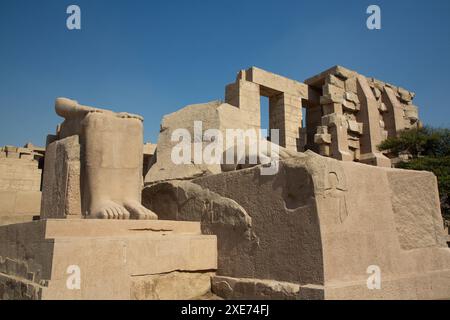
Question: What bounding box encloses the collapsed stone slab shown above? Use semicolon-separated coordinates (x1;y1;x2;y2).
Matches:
211;275;308;300
144;101;251;184
142;180;257;278
144;99;303;184
0;219;217;299
143;151;450;299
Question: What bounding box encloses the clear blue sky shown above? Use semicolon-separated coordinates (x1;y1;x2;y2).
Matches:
1;0;449;147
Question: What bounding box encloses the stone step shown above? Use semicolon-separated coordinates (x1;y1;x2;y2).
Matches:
0;219;217;299
42;219;202;238
0;219;202;244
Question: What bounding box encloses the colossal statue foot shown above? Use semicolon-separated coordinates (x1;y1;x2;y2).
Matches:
90;200;131;219
124;200;158;220
55;97;117;120
53;97;154;221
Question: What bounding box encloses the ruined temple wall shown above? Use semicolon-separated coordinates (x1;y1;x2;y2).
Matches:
306;66;419;167
0;146;43;225
224;66;421;168
0;219;217;299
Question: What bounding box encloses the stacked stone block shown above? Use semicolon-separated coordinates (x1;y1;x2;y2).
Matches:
225;70;261;130
224;66;422;167
0;145;44;225
269;93;303;150
305;66;420;167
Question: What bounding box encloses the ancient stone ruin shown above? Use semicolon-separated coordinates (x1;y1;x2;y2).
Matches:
224;66;419;166
0;66;449;300
0;144;44;226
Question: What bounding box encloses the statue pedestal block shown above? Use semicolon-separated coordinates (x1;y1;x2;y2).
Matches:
0;219;217;300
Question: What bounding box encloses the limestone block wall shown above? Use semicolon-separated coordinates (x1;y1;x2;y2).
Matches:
305;66;420;167
0;145;43;225
225;67;308;152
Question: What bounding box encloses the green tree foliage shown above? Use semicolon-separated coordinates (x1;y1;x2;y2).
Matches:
378;127;450;220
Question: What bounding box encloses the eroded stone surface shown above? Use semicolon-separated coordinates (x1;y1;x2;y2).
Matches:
211;275;302;300
131;271;214;300
144;101;249;183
